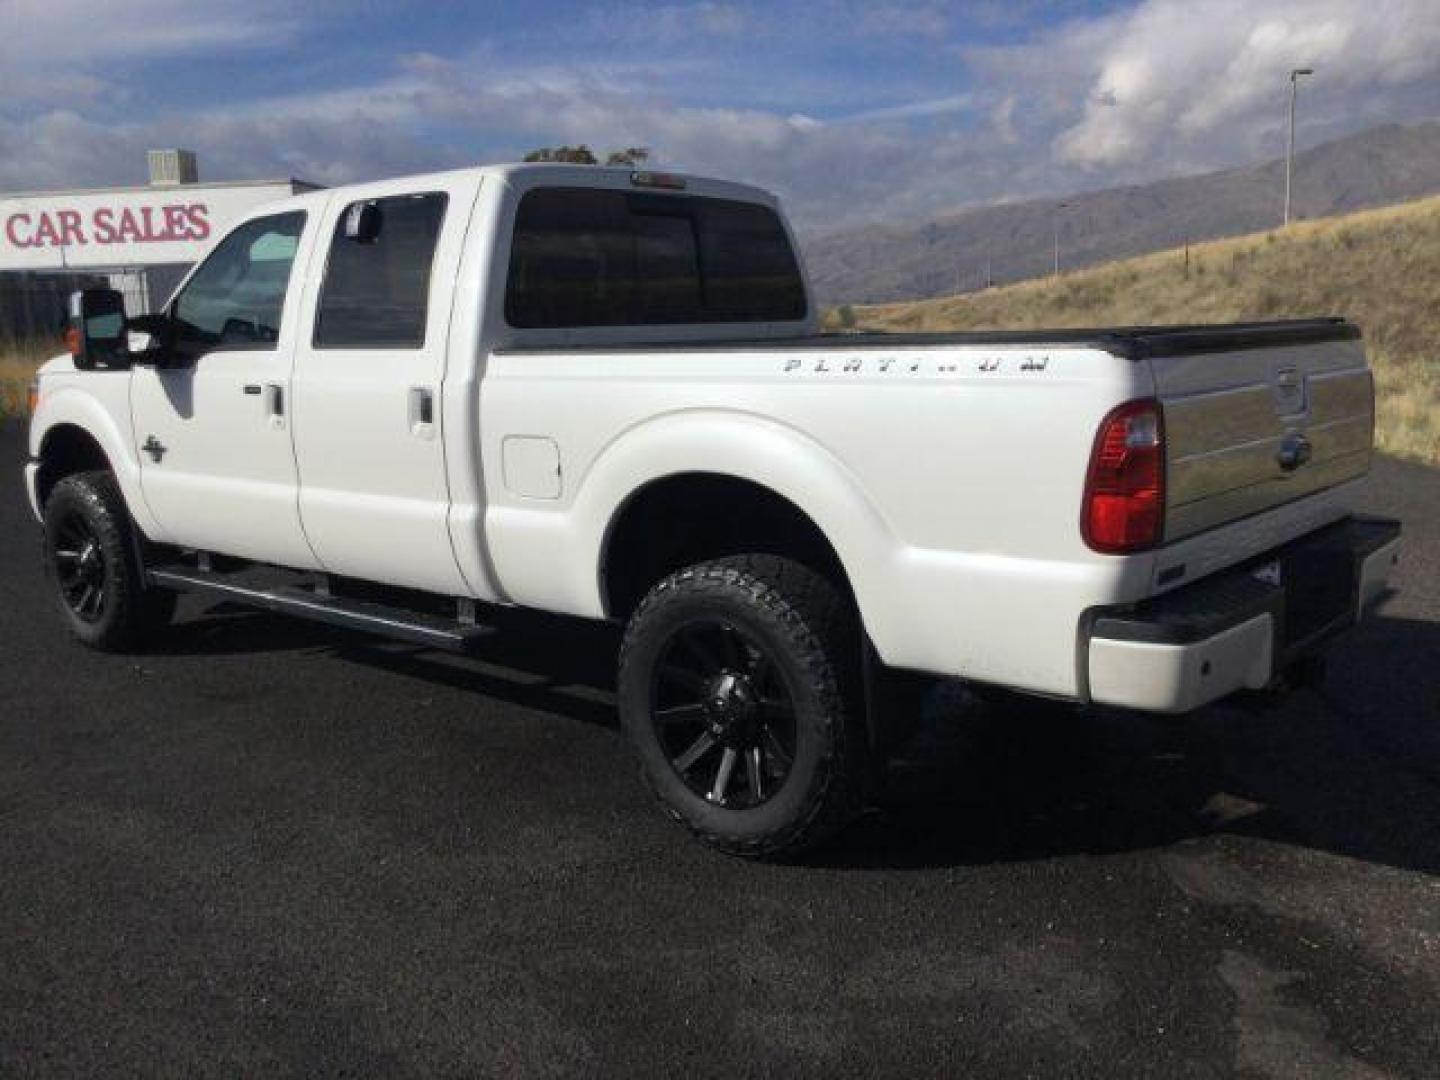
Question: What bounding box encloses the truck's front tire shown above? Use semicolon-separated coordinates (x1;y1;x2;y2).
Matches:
42;471;174;652
618;555;867;860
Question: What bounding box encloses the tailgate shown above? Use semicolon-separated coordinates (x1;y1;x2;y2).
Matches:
1140;320;1373;542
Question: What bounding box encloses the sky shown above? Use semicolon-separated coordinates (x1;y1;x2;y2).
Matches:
2;0;1437;233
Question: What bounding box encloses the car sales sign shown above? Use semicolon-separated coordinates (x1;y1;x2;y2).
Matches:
0;181;304;271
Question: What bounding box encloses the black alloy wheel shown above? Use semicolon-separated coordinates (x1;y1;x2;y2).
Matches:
49;508;109;623
651;619;798;808
618;555;868;859
42;471;174;651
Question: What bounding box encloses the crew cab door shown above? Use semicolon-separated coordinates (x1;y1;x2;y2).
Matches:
129;208;323;568
290;175;482;595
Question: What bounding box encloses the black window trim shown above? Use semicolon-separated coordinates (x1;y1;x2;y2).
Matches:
311;190;450;352
166;209;309;357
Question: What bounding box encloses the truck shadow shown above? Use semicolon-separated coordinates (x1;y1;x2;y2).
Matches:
820;612;1440;875
150;599;625;730
158;600;1440;878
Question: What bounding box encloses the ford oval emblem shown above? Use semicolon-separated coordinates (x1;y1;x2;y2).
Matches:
1272;365;1308;416
1276;432;1313;472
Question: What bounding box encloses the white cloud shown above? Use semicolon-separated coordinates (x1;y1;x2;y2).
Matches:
838;95;975;124
0;0;297;68
1053;0;1440;168
857;4;950;39
1;0;1437;234
0;0;303;107
585;2;751;43
0;111;136;191
991;94;1019;145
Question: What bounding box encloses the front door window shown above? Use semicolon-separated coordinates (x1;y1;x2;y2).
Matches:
170;211;306;358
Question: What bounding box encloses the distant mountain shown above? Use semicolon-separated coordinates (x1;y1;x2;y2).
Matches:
804;120;1440;306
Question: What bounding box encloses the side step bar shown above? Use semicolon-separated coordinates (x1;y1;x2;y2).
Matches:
146;566;495;653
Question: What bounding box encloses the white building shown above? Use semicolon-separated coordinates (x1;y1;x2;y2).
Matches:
1;151;317;338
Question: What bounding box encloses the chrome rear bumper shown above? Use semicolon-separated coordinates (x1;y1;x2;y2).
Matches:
1086;515;1401;713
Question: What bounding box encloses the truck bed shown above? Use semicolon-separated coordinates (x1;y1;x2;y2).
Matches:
494;314;1373;561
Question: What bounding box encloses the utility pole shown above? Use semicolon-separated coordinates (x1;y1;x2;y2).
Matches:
1284;67;1314;226
1052;202;1069;278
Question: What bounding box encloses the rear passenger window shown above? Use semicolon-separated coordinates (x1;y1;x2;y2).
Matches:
506;187;806;328
314;192;448;349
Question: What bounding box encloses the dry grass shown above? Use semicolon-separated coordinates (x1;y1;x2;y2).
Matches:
847;193;1440;464
0;337;62;419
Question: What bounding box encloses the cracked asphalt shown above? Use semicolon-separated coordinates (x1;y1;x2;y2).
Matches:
1;419;1437;1077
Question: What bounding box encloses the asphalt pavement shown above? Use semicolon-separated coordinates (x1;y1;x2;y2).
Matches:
2;418;1437;1078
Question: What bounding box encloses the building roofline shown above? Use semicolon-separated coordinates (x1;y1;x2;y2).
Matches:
0;178;321;199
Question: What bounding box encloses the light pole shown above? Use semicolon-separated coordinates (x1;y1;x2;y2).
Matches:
1052;202;1069;278
1284;67;1314;226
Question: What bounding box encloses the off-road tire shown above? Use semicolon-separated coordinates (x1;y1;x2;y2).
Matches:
618;555;867;860
42;471;174;652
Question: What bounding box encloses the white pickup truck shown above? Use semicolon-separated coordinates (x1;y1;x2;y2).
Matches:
26;163;1401;857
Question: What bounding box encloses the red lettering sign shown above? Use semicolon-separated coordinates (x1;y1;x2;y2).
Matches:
57;210;86;246
2;202;214;250
186;203;210;240
5;212;32;248
93;208;115;243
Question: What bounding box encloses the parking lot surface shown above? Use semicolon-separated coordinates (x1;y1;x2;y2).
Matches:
1;420;1437;1077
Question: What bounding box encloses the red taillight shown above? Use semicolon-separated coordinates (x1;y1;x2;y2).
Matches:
64;327;82;357
629;170;686;190
1082;398;1164;553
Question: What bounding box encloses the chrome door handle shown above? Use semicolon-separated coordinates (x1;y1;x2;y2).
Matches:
264;383;285;428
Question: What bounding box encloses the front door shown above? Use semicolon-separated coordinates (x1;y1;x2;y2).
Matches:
290;175;482;596
129;207;324;569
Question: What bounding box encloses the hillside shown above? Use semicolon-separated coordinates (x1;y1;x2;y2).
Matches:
847;194;1440;465
806;120;1440;306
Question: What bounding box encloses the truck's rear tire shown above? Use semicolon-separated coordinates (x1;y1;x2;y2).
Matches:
42;471;174;652
617;555;867;860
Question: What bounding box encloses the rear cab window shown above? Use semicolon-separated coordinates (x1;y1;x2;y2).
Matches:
505;187;806;329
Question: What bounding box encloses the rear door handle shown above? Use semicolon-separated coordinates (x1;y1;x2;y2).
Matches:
408;387;435;437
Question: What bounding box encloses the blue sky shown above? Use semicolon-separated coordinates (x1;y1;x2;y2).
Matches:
2;0;1437;232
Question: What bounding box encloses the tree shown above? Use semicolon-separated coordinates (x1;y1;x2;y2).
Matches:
523;145;598;165
521;145;652;167
605;147;650;167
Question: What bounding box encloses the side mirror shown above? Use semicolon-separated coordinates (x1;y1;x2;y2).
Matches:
123;311;179;368
127;312;169;338
66;289;130;370
343;201;382;243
